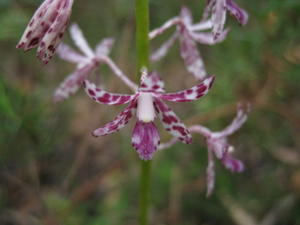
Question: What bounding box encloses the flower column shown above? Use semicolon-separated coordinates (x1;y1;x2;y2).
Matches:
135;0;151;224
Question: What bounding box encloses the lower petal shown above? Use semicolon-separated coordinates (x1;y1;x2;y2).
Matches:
132;121;160;160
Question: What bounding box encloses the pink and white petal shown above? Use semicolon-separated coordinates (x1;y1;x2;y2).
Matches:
157;137;178;151
189;125;212;138
213;103;249;138
212;0;227;40
54;61;98;102
206;150;216;196
222;153;244;172
190;28;229;45
132;121;160;160
95;38;114;57
57;42;86;63
179;26;207;80
154;98;192;144
83;80;136;105
37;4;72;63
70;23;94;58
16;0;60;51
180;6;193;26
139;71;165;93
150;32;178;62
92;100;137;137
154;76;214;102
226;0;249;26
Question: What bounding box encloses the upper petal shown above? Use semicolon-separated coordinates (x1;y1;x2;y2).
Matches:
211;0;227;40
83;80;136;105
153;76;214;102
139;70;165;93
92;99;137;137
70;23;94;58
226;0;249;26
95;38;114;57
154;98;192;144
132;121;160;160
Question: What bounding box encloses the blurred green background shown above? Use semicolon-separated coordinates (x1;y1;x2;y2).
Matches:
1;0;300;224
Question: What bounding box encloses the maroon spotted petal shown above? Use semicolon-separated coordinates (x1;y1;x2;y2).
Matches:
53;61;98;102
211;0;227;40
154;99;192;144
154;76;214;102
92;99;137;137
83;80;137;105
132;121;160;160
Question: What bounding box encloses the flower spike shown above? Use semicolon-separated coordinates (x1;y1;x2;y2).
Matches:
84;70;214;160
16;0;74;64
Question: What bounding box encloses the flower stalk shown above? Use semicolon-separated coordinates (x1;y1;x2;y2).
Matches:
135;0;151;224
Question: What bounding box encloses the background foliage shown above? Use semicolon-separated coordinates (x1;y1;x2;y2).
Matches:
1;0;300;224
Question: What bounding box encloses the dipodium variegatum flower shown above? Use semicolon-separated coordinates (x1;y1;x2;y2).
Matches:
83;69;215;160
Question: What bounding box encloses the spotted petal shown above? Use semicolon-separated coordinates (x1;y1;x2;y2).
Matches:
57;43;86;63
226;0;249;26
211;0;227;40
54;61;98;102
132;121;160;160
154;76;214;102
190;29;229;45
178;25;207;80
83;80;136;105
154;99;192;144
92;100;137;137
139;71;165;93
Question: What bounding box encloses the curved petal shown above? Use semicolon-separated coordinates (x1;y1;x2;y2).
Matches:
154;98;192;144
222;153;244;172
153;76;214;102
178;25;207;80
190;29;229;45
139;71;165;93
70;23;94;58
92;99;137;137
56;42;86;63
132;121;160;160
83;80;136;105
226;0;249;26
54;61;97;102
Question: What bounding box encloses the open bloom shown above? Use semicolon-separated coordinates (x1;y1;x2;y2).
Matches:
202;0;248;39
189;104;249;195
16;0;74;64
83;70;215;160
54;24;137;102
149;6;228;81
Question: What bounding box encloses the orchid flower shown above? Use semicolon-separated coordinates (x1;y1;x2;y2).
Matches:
149;6;228;81
202;0;248;39
82;69;215;160
54;24;138;102
159;104;249;196
16;0;74;64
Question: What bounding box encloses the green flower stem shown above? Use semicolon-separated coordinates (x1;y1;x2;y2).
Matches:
135;0;151;224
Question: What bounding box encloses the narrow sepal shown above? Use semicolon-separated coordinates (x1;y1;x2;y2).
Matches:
83;80;136;105
154;76;214;102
